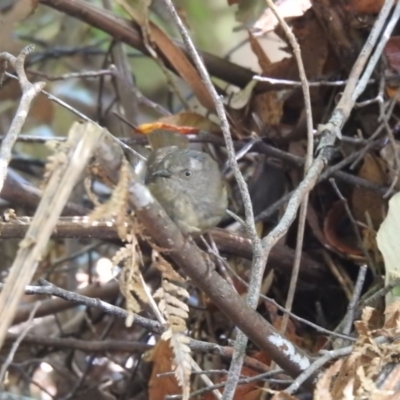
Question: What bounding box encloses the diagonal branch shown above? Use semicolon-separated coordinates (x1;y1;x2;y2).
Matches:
94;129;314;385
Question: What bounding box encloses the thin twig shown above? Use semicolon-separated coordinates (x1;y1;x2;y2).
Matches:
284;346;352;394
0;302;41;385
264;0;314;336
21;279;161;332
343;266;368;331
27;68;114;81
253;76;399;87
0;45;45;194
334;265;367;348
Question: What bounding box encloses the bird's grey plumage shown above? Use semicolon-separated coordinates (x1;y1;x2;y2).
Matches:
145;130;227;234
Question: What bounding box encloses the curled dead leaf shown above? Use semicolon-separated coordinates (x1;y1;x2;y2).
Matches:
323;201;363;258
352;153;387;228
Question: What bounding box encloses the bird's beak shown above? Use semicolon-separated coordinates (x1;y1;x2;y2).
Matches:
151;169;171;178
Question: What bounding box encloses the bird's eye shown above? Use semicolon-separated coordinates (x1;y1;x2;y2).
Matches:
184;170;192;177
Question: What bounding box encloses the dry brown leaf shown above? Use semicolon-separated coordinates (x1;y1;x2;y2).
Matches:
254;10;329;106
115;234;148;326
323;201;363;257
352;153;388;228
314;359;343;400
0;78;54;125
89;158;131;240
385;36;400;74
149;339;182;400
333;360;358;398
152;251;185;283
200;365;263;400
29;95;54;125
251;90;288;127
349;0;391;14
248;30;271;72
289;11;327;75
384;300;400;319
150;24;215;111
355;315;373;339
306;203;331;249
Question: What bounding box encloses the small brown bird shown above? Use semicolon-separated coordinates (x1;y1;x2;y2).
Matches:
145;130;227;235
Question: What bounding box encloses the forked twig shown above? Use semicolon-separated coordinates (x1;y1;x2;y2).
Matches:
0;45;45;194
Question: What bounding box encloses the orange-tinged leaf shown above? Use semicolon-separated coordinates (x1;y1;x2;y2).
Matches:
386;85;400;101
137;112;221;136
158;112;221;134
137;122;198;135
